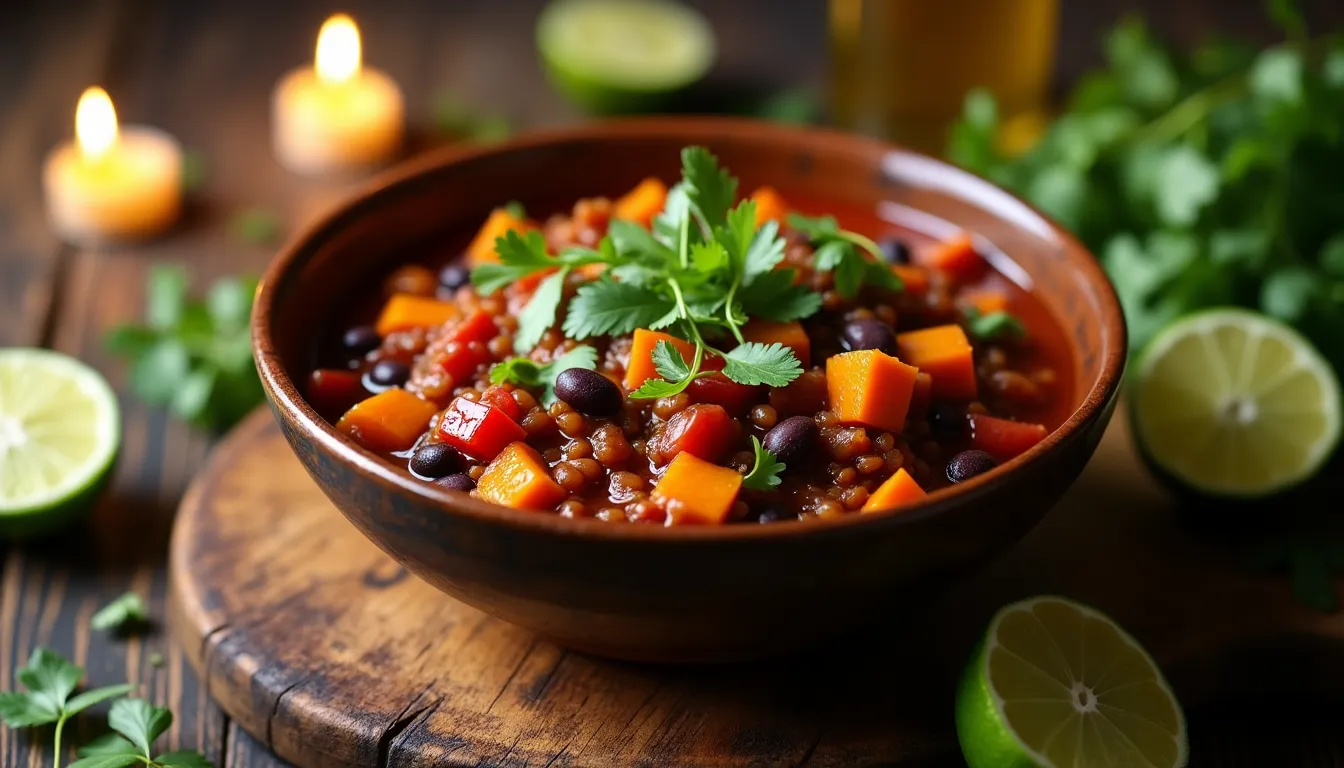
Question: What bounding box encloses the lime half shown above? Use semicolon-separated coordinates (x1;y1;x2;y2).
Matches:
0;349;120;538
1131;309;1341;498
956;596;1187;768
537;0;716;114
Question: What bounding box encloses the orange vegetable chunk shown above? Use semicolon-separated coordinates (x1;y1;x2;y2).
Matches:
969;414;1048;461
891;265;929;295
896;324;977;400
375;294;461;337
612;177;668;226
624;329;697;391
826;350;918;433
920;232;983;282
652;452;743;525
963;289;1009;315
749;186;790;226
467;208;533;265
476;442;567;510
861;468;926;513
742;319;811;368
336;388;439;453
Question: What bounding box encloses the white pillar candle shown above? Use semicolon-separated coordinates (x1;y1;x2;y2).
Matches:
42;87;183;245
272;14;405;176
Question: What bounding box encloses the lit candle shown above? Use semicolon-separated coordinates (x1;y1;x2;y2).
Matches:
272;14;404;175
42;87;183;244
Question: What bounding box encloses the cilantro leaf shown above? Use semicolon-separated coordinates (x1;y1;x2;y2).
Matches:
652;182;693;247
791;215;899;298
964;308;1027;341
1154;145;1219;227
738;269;823;322
490;358;544;387
690;241;729;273
630;343;704;400
514;268;569;353
91;592;149;633
718;343;802;387
718;200;759;274
109;698;172;757
490;346;598;406
563;279;676;340
742;436;786;491
650;340;692;381
608;219;672;259
2;648;135;763
471;230;556;294
743;219;786;283
681;147;737;230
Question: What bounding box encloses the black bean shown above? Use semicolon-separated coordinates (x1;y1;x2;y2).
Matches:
366;359;410;390
754;505;796;524
409;442;461;480
553;368;622;417
342;325;381;357
878;237;912;265
436;473;476;492
762;415;819;469
927;402;966;436
438;263;470;292
841;318;897;355
946;450;998;484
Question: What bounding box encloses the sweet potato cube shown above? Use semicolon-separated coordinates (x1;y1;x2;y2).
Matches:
742;319;811;368
861;469;927;513
826;350;918;433
652;452;743;525
750;186;790;226
895;324;977;400
336;388;439;453
624;329;697;391
612;177;668;227
920;232;983;282
891;265;929;295
467;208;534;265
375;294;461;336
476;442;567;510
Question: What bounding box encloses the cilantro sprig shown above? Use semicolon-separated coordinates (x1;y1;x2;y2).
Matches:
489;346;599;405
787;214;904;298
0;650;134;768
742;437;786;491
963;307;1027;342
471;147;897;400
70;699;211;768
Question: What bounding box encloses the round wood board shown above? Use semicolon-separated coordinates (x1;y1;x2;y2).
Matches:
169;409;1344;768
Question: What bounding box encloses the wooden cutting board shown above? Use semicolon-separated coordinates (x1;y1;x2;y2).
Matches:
168;408;1344;767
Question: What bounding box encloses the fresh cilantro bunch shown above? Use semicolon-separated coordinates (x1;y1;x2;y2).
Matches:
0;650;133;765
105;267;263;432
473;146;900;399
947;3;1344;370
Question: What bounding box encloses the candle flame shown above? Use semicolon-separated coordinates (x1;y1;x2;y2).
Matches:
316;14;361;85
75;87;118;162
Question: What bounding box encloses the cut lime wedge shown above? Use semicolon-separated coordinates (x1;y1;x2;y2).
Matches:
0;348;120;538
537;0;716;114
1131;309;1341;498
956;596;1188;768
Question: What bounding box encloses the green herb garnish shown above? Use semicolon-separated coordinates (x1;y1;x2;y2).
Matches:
946;3;1344;371
91;593;148;634
489;346;599;406
0;649;134;767
963;307;1027;342
787;214;904;298
105;266;262;432
470;146;898;399
742;436;785;491
71;699;213;768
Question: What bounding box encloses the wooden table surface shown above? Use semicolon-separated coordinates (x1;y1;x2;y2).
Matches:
3;1;1344;766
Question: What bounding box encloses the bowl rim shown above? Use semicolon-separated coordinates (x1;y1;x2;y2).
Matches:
253;116;1127;542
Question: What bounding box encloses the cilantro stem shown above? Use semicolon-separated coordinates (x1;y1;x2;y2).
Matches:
53;715;65;768
1130;73;1246;145
841;231;884;260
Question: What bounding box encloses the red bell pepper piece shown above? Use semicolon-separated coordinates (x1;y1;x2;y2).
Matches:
687;373;760;415
968;413;1048;461
649;404;737;466
480;385;524;421
437;396;526;461
306;369;368;419
440;310;498;383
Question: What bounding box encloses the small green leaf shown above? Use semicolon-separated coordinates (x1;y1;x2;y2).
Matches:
689;241;729;273
718;343;802;387
786;213;840;241
1249;48;1303;104
130;341;191;404
1154;145;1219;226
78;733;142;757
965;309;1027;341
563;279;676;340
230;208;283;247
18;648;83;713
628;377;689;400
681;147;737;229
91;592;149;633
514;268;569;354
742;436;785;491
742;219;786;284
1026;165;1088;230
489;358;544;387
109;698;173;757
607;219;670;259
0;691;59;727
147;266;187;331
738;269;822;323
1260;267;1317;322
650;341;692;382
206;277;255;335
65;684;135;717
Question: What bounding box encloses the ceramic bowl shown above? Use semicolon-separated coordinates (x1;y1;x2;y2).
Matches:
252;118;1126;662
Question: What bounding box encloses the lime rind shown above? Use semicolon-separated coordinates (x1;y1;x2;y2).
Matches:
957;596;1188;768
1133;308;1342;498
0;348;120;536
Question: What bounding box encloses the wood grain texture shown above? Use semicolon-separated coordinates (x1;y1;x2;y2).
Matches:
171;407;1344;768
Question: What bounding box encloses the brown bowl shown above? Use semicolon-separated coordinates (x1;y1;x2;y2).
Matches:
252;118;1125;662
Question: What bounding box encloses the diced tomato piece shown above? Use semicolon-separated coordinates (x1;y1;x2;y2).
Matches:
480;386;524;421
437;396;527;461
450;310;500;345
306;369;368;419
649;404;738;466
920;233;984;283
439;310;499;382
687;373;760;415
968;414;1048;462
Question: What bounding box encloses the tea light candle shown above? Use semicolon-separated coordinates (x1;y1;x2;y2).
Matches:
42;87;183;244
272;14;404;175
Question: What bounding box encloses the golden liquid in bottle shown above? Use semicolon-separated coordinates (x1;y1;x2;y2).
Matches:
830;0;1058;155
